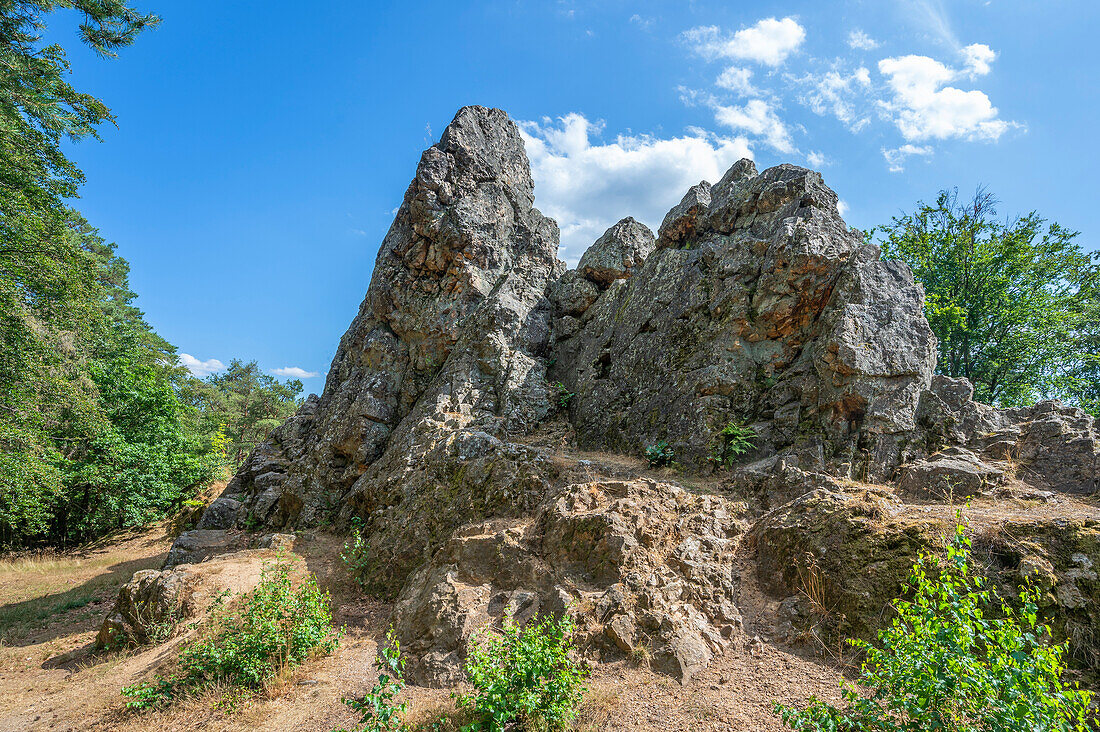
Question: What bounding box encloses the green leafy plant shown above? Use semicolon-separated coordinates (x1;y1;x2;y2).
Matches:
774;520;1094;732
644;441;675;468
333;629;411;732
121;557;340;709
456;613;587;732
342;517;373;587
550;382;574;410
708;420;757;467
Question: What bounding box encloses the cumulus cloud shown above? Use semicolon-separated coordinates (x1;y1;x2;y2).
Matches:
837;199;850;217
520;113;752;264
179;353;225;378
961;43;995;76
806;150;826;167
882;143;934;172
682;17;806;66
713;99;795;154
847;29;879;51
877;53;1011;142
271;366;321;379
715;66;758;96
793;66;872;131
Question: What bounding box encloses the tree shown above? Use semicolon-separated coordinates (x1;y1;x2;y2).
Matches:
775;522;1094;732
877;189;1099;409
0;1;161;545
187;361;303;469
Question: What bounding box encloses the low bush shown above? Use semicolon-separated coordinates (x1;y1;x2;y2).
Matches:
122;557;340;708
774;520;1094;732
644;441;675;468
457;613;587;732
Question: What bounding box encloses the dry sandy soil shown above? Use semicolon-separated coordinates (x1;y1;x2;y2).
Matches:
0;512;850;731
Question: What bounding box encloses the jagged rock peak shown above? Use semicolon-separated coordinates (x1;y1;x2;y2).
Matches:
433;105;536;208
207;104;563;536
577;217;656;286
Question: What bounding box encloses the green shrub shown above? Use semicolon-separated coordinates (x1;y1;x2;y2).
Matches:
342;516;373;586
457;614;587;732
644;441;675;468
333;629;409;732
332;629;453;732
708;420;756;467
774;521;1094;732
121;557;340;708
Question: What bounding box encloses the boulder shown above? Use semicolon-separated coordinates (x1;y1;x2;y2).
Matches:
196;496;241;529
97;549;268;649
393;479;747;686
164;529;245;569
753;486;948;642
896;446;1006;500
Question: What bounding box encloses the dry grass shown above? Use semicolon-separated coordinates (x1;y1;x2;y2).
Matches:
577;682;624;730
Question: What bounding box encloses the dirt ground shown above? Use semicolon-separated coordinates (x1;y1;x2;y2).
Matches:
0;518;850;732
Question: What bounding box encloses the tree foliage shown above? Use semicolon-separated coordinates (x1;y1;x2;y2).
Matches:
185;360;302;469
877;189;1099;410
775;522;1094;732
0;1;232;547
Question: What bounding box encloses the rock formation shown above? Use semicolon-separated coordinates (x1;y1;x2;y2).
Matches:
149;106;1099;687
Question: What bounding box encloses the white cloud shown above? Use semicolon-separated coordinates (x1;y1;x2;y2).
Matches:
179;353;225;378
629;14;654;31
882;143;934;172
713;99;795;153
847;29;879;50
520;113;752;265
715;66;758;96
271;366;321;379
877;54;1011;142
806;150;826;168
793;67;872;131
682;17;806;66
837;199;850;217
961;43;995;76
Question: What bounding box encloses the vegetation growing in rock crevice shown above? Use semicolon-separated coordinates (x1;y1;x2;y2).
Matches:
708;419;757;468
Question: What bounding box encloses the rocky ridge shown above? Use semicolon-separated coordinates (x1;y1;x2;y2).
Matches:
123;106;1098;687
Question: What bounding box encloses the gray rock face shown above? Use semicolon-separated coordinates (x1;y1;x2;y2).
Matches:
577;217;655;286
552;161;936;476
164;529;244;568
196;106;564;557
657;181;710;247
196;497;241;529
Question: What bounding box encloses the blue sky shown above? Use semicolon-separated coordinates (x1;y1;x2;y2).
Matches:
53;0;1099;388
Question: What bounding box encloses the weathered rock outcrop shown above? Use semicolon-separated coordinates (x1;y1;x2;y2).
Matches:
97;549;270;648
206;106;565;586
169;105;1100;688
550;160;937;479
393;479;746;685
753;486;1100;669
